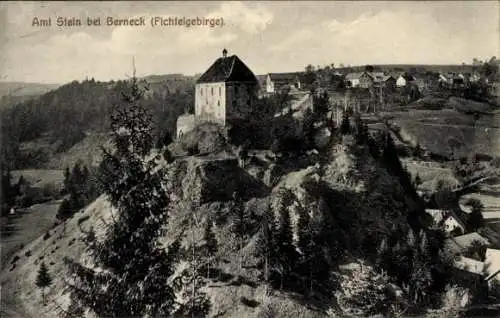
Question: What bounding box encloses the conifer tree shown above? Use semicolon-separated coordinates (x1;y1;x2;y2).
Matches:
256;205;278;285
275;190;297;289
35;262;52;306
340;112;351;135
203;220;218;279
56;198;72;235
296;202;311;255
64;68;180;317
173;215;210;318
231;192;247;269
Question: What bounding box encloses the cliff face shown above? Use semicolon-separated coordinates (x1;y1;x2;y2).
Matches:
176;155;270;204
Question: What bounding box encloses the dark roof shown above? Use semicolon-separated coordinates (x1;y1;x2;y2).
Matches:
268;72;303;82
196;55;258;84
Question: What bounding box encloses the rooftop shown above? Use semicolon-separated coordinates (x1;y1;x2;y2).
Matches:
196;50;258;84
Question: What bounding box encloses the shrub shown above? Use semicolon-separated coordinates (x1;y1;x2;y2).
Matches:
42;182;59;199
11;255;20;264
24;250;32;257
43;231;51;240
163;149;174;163
336;263;394;316
240;297;260;308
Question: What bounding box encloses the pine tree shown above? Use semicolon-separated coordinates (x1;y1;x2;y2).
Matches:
256;206;278;284
62;166;71;195
64;69;180;317
340;112;351;135
173;216;210;318
35;262;52;306
466;198;485;231
414;173;422;189
296;202;311;255
275;190;297;289
203;220;218;279
231;192;247;269
56;198;72;235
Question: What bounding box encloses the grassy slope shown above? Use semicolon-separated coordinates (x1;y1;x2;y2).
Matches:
0;197;114;318
1;201;62;270
11;170;64;188
384;108;500;158
0;173;327;318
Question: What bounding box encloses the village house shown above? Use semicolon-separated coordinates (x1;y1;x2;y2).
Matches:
345;72;395;90
425;209;466;236
484;248;500;294
445;232;491;256
373;75;396;91
396;73;416;87
451;256;488;301
358;72;375;88
345;72;363;88
176;49;259;138
265;72;303;94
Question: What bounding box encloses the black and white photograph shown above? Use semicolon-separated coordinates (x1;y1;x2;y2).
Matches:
0;1;499;317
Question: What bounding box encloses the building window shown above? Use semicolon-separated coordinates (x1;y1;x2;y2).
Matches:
211;87;214;96
201;87;203;96
219;87;221;96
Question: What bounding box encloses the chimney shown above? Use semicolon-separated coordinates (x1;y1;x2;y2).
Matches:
222;48;228;58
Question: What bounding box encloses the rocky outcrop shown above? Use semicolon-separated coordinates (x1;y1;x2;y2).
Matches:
179;155;270;204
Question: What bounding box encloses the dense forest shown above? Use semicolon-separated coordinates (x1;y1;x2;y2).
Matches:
0;76;195;170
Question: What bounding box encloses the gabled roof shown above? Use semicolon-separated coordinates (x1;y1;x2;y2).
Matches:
196;54;258;84
268;72;303;82
398;73;416;81
445;232;491;254
452;232;491;249
453;256;485;275
443;212;467;230
345;72;364;80
425;209;447;224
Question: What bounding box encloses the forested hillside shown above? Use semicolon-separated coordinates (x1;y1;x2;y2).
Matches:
0;75;195;170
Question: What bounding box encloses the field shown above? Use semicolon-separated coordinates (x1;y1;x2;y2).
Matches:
378;107;500;158
11;169;64;188
0;200;61;270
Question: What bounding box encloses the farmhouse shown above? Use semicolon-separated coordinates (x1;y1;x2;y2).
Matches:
425;209;466;236
358;72;374;88
445;232;491;256
266;72;303;93
396;74;416;87
345;72;363;88
373;75;396;90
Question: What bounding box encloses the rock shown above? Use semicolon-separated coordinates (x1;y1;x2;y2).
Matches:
180;156;269;204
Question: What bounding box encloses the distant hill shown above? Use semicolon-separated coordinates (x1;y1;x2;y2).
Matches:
337;64;474;75
1;75;194;170
0;82;59;98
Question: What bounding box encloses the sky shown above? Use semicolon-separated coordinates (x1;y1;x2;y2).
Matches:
0;1;498;84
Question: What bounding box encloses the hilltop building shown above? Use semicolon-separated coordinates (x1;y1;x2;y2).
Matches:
177;49;259;138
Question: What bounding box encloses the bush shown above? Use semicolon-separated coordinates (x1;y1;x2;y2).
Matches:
336;263;395;317
11;255;19;264
24;250;32;257
42;182;59;199
43;231;51;240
